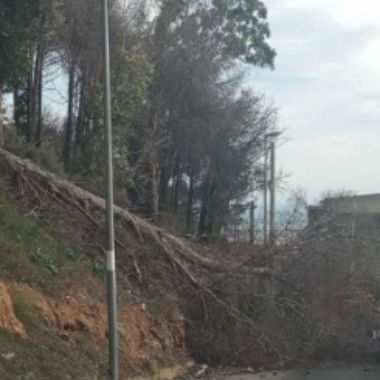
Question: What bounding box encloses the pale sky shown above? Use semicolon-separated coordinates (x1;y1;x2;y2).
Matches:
9;0;380;205
249;0;380;202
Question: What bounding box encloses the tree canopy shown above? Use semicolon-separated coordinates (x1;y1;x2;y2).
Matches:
0;0;48;88
0;0;279;238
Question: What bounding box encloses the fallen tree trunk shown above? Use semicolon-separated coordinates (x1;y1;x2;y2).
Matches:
0;148;269;281
0;148;347;368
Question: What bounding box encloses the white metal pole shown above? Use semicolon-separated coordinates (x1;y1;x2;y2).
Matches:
101;0;118;379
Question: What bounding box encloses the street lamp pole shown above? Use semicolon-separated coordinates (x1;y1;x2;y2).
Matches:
101;0;118;379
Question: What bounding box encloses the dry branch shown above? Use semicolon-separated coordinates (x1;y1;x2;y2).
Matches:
2;148;342;367
0;148;269;280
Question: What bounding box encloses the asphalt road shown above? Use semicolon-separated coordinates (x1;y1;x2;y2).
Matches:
214;366;380;380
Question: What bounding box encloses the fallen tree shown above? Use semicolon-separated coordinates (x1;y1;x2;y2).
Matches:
0;149;269;284
1;148;379;369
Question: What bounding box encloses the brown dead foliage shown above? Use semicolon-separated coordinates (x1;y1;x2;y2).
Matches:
0;282;26;337
1;280;186;362
3;148;380;371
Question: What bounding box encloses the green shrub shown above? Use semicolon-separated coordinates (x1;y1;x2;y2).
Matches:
30;249;59;276
92;259;106;278
4;127;63;175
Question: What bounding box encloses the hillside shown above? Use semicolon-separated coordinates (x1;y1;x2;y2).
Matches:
2;148;380;380
0;149;192;380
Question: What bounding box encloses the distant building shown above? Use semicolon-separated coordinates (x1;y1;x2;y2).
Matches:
308;194;380;238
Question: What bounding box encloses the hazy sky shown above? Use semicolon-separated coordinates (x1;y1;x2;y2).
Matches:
13;0;380;205
249;0;380;203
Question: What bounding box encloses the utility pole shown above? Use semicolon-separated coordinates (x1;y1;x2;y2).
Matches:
269;141;276;245
263;138;269;245
101;0;118;379
263;131;281;246
249;201;256;246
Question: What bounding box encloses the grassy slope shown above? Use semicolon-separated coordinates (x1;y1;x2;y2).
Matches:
0;184;113;380
0;183;107;288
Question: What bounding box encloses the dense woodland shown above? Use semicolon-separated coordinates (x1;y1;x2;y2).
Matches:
0;0;278;238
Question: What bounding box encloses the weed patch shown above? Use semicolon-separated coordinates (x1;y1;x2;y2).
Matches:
11;292;42;329
30;249;59;276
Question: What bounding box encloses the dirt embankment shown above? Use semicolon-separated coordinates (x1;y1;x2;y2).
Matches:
0;279;189;379
0;282;25;337
1;280;185;355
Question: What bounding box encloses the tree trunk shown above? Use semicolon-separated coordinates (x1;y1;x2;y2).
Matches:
0;147;271;278
83;116;91;155
186;172;195;232
27;62;34;143
206;180;216;235
14;88;25;134
169;161;176;212
147;149;160;219
63;63;75;170
249;201;255;246
32;12;46;145
146;103;162;220
159;162;169;211
0;88;3;147
75;78;85;155
198;167;212;237
173;156;182;214
14;90;20;131
34;46;44;146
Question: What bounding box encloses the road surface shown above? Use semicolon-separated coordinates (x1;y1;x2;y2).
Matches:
214;366;380;380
